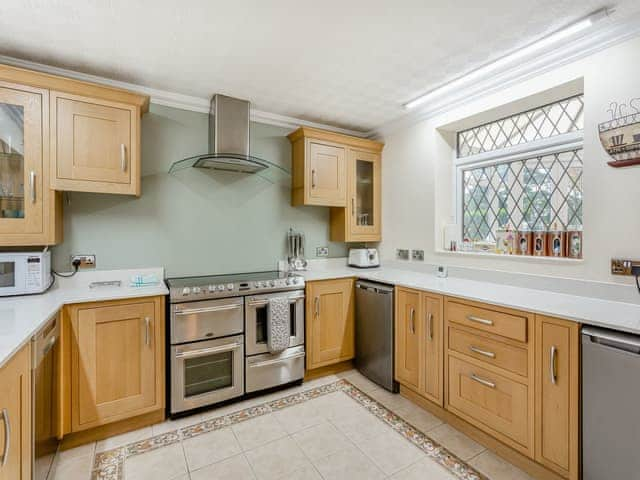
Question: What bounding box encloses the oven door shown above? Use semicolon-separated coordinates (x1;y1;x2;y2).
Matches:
171;297;244;344
171;335;244;414
245;291;305;356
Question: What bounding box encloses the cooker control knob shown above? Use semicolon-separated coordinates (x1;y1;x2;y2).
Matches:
268;280;275;287
192;286;201;294
286;278;293;286
208;285;216;292
182;287;191;296
227;283;234;290
254;281;262;288
217;285;225;291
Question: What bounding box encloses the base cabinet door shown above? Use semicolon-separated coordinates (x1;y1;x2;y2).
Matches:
306;279;355;369
535;315;579;480
0;344;31;480
395;288;422;390
66;297;164;432
422;294;443;406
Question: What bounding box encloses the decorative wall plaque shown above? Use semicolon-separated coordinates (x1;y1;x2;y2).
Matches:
599;98;640;168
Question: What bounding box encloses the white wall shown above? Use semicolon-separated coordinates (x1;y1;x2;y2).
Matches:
380;36;640;284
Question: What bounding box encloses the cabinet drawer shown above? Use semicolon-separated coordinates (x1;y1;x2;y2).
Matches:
449;327;528;377
448;356;530;450
447;300;528;343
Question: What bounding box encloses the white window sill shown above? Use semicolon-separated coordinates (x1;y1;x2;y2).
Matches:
435;249;584;264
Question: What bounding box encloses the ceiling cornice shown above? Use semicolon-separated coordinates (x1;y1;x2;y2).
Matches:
371;14;640;139
0;53;368;137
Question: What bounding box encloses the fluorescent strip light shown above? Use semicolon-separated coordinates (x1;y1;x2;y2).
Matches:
403;8;610;110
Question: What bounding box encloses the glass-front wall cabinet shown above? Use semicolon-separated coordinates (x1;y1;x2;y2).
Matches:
0;85;43;237
349;149;380;240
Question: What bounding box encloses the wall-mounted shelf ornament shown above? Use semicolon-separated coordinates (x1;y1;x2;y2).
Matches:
599;98;640;168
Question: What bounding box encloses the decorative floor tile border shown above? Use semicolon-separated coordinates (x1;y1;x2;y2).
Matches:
91;379;487;480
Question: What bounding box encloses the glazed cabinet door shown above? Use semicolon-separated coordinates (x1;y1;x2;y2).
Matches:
347;149;380;241
306;278;355;369
422;294;443;406
68;298;163;432
0;344;31;480
51;91;139;195
535;315;579;480
306;141;346;207
0;84;45;241
394;288;422;390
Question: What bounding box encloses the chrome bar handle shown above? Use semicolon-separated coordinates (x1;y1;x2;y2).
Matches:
471;374;496;389
467;315;494;326
351;198;355;217
409;308;415;334
144;317;150;346
174;304;241;315
175;343;242;359
314;297;320;318
29;170;36;204
550;345;557;385
311;169;316;188
470;346;496;358
120;144;127;172
428;313;434;340
248;351;306;368
0;408;10;468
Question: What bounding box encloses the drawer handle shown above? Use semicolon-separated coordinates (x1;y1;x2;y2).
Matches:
467;315;494;326
249;351;305;368
120;144;127;172
0;408;10;468
470;373;496;389
410;308;416;334
550;345;558;385
470;346;496;359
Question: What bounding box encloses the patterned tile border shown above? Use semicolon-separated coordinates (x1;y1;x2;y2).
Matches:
90;379;487;480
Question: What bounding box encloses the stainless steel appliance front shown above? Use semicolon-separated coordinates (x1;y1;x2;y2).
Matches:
246;346;305;393
171;335;244;414
245;290;305;356
171;296;244;344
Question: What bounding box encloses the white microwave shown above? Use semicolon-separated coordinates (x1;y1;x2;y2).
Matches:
0;251;51;296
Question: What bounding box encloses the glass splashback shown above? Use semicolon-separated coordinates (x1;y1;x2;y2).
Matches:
0;102;25;219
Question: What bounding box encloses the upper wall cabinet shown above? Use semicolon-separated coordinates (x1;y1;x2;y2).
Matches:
0;80;62;246
288;127;383;242
0;63;148;199
51;92;140;195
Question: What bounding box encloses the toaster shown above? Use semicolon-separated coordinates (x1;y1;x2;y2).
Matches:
348;248;380;268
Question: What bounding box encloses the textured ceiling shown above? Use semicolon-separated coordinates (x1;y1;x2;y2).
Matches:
1;1;638;132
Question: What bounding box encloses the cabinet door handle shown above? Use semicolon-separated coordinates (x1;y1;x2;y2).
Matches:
470;373;496;389
351;198;355;217
314;297;320;318
29;170;36;204
311;169;316;188
467;315;494;326
550;345;557;385
409;308;415;334
120;144;127;172
470;346;496;358
144;317;151;346
0;408;10;468
428;313;434;340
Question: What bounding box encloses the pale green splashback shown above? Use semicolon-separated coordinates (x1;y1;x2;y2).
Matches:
52;104;347;276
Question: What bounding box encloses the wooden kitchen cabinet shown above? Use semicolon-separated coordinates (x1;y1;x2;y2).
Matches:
0;79;62;246
330;148;382;242
395;287;422;390
0;344;31;480
422;293;443;406
535;315;579;480
306;278;355;370
63;296;164;433
51;91;142;195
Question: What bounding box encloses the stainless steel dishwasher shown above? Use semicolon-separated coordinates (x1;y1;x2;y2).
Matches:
355;280;398;392
582;326;640;479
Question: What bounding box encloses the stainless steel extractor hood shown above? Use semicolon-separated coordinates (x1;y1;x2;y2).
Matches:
174;94;268;174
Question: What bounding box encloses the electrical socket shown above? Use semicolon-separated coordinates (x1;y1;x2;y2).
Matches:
316;247;329;257
396;249;410;260
412;249;425;261
611;258;640;276
71;254;96;269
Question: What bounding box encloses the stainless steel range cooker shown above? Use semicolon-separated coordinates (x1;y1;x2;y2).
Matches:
166;271;305;416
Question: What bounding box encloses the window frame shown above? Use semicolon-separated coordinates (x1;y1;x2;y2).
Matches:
454;129;584;245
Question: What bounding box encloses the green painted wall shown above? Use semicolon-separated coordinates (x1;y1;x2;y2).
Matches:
52;104;348;276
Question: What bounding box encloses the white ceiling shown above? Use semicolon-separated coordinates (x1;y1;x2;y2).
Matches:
1;1;638;132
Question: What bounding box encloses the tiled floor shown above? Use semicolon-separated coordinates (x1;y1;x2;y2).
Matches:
48;370;533;480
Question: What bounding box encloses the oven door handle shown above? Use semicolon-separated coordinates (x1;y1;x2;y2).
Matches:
175;342;242;359
248;351;306;368
174;304;242;315
246;298;300;307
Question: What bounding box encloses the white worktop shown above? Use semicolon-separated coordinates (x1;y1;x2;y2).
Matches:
301;261;640;335
0;268;168;369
